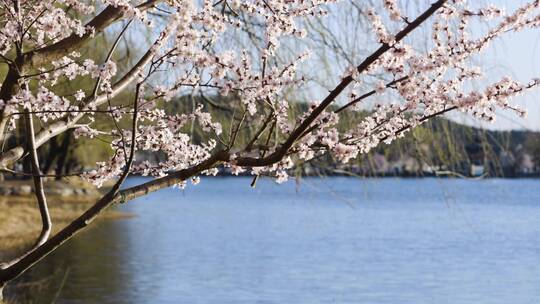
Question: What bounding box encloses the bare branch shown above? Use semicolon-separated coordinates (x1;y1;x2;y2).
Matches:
0;109;52;270
0;29;169;169
23;1;160;68
0;149;226;286
234;0;448;167
109;83;142;194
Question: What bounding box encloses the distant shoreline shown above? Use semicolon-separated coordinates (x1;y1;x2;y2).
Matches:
128;171;540;179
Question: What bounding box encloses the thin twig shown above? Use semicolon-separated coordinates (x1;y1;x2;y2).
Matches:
250;119;276;188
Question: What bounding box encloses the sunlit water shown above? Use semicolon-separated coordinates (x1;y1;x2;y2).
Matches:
9;177;540;303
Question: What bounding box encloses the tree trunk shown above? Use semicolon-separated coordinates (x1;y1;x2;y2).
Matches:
55;131;72;180
0;283;5;304
18;119;32;180
22;157;32;180
42;137;59;174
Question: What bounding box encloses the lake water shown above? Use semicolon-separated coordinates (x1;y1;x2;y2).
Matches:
8;177;540;303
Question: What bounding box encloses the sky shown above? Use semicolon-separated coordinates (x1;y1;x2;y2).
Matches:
447;0;540;131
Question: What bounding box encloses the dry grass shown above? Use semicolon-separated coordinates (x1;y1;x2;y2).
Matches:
0;179;131;260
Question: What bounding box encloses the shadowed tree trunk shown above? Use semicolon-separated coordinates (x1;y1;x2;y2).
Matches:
42;137;59;175
54;131;73;180
18;121;32;180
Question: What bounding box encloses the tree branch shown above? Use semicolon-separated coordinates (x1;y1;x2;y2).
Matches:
0;149;227;286
109;83;142;195
23;1;160;69
0;109;52;270
0;0;450;293
234;0;448;167
0;29;168;169
0;1;159;144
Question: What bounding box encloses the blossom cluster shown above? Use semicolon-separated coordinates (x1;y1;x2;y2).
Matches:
321;0;540;164
0;0;539;187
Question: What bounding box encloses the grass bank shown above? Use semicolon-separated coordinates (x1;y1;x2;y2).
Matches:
0;179;131;261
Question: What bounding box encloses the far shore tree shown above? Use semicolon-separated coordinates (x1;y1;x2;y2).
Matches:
1;0;540;300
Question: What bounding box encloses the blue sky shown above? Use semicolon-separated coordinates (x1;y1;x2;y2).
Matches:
447;0;540;131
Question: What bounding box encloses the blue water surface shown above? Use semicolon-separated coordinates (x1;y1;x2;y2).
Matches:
16;177;540;303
